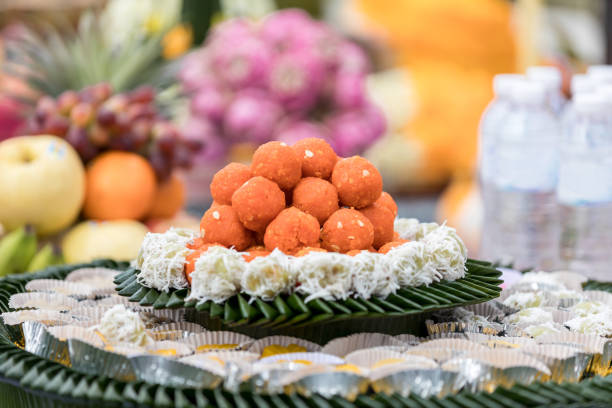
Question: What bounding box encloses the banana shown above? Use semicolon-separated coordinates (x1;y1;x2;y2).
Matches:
0;226;27;276
26;243;63;272
11;225;37;273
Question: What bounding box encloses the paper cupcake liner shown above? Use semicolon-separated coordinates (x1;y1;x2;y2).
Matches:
139;308;185;327
552;309;574;325
68;338;137;381
537;332;606;354
146;340;194;358
320;333;406;357
344;348;407;370
583;290;612;306
148;322;205;341
425;320;502;337
394;334;421;346
521;344;591;383
8;292;80;312
284;370;368;401
24;279;95;299
1;310;78;326
248;336;322;356
258;352;345;366
463;301;509;322
404;347;456;363
92;295;141;307
130;354;223;388
371;368;458;398
181;331;254;353
412;338;490;353
65;267;119;296
47;325;104;347
558;298;583;309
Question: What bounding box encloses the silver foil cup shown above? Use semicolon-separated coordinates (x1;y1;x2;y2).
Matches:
371;368;458;398
130;355;223;388
22;321;69;365
68;338;137;381
288;371;368;401
425;320;502;337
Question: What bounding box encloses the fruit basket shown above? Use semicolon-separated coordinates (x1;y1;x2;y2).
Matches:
115;258;503;343
1;262;611;408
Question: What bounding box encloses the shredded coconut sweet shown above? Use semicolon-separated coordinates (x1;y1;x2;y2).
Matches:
135;228;197;292
571;301;609;317
502;307;553;329
523;321;567;338
502;291;557;310
187;246;246;304
293;252;353;302
94;304;152;347
421;224;467;281
565;309;612;337
386;241;440;287
241;249;295;301
350;251;398;299
393;218;438;241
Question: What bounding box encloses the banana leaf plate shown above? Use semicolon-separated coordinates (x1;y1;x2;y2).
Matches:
1;261;611;408
114;259;504;343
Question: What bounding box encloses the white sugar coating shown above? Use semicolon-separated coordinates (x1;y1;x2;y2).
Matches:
503;291;557;310
95;304;152;347
394;218;438;241
135;228;197;292
421;224;467;281
293;252;353;302
523;321;568;338
304;149;314;158
357;220;364;227
350;251;399;299
552;289;584;300
337;221;343;229
503;308;553;329
571;301;609;317
187;246;245;304
241;249;295;301
385;241;440;287
517;271;567;290
565;310;612;336
212;211;220;220
362;169;370;177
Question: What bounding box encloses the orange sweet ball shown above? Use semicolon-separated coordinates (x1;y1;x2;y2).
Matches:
242;248;271;262
148;174;186;219
264;207;320;253
231;176;286;232
359;203;395;249
375;191;398;217
291;137;338;179
210;162;253;205
321;208;374;252
346;249;367;256
292;177;339;224
84;151;157;220
185;243;222;284
251;141;302;190
378;239;410;254
331;156;382;209
294;246;327;257
200;205;253;250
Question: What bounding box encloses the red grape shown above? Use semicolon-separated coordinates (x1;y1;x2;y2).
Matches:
43;114;70;136
104;94;129;113
91;82;113;103
96;107;117;127
66;126;98;162
89;124;111;147
128;86;155;104
149;149;171;180
57;91;79;115
35;96;56;123
70;103;94;127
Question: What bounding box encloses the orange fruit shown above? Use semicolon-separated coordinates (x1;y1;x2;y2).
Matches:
148;173;186;219
83;151;156;220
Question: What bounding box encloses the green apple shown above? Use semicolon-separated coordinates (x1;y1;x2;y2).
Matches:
62;219;148;263
0;136;85;235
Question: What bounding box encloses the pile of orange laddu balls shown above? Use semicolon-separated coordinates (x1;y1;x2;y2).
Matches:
185;138;409;284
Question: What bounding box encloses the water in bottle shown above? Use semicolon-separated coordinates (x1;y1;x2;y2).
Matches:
478;74;522;260
483;79;560;269
558;92;612;280
527;66;566;116
561;74;595;139
587;65;612;84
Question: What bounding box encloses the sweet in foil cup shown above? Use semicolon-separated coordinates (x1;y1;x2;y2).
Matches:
521;344;591;383
404;347;456;363
22;321;70;366
321;333;405;357
425;319;502;337
94;295;141;307
150;322;206;335
463;301;507;322
65;267;119;296
412;338;490;353
139;308;185;327
441;358;498;393
283;369;368;401
181;331;254;353
244;362;317;394
248;335;322;357
130;355;223;388
68;338;138;381
466;333;536;349
146;340;194;358
258;352;345;366
345;347;436;371
8;292;80;312
1;310;78;326
371;367;458;398
24;279;95;299
394;334;421;346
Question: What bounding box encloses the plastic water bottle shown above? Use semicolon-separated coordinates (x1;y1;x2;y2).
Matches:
557;93;612;280
561;74;595;139
478;74;522;260
483;79;560;270
587;65;612;84
527;66;566;116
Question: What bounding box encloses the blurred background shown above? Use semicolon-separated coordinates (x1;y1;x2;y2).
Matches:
0;0;609;275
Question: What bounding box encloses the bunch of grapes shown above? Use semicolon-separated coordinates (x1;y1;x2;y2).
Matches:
28;83;202;180
179;9;386;160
